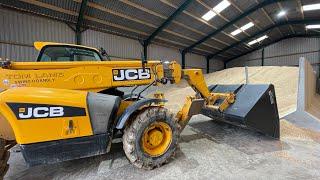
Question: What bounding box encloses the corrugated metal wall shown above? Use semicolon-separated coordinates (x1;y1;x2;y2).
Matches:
0;44;36;61
227;49;263;67
82;29;220;73
185;53;207;73
210;58;224;72
148;45;225;74
148;44;181;63
227;38;320;69
0;8;75;61
0;8;225;73
82;30;142;60
82;30;218;73
264;38;319;66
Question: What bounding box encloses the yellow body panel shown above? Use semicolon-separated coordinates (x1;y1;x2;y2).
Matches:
173;65;235;129
0;42;234;147
0;61;164;92
0;87;93;144
182;69;211;98
34;41;100;52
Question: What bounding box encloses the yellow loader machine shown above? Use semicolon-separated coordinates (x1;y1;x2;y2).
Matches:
0;42;279;178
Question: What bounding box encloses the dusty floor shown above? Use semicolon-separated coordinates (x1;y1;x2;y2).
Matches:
5;115;320;180
5;66;320;179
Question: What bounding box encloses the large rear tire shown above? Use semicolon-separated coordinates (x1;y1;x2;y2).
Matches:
0;139;9;180
123;107;180;169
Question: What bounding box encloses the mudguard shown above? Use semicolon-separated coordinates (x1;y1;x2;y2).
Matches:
116;98;167;129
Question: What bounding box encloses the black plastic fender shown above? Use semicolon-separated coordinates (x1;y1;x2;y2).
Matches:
115;98;167;129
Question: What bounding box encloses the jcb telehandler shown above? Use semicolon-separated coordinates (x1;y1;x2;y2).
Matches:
0;42;279;178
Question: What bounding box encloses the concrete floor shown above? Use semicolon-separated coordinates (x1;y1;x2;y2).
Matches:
5;115;320;180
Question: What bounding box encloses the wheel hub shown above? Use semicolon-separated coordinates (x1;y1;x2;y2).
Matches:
142;122;172;157
147;129;164;147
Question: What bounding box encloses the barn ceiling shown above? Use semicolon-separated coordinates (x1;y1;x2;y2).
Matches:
1;0;320;61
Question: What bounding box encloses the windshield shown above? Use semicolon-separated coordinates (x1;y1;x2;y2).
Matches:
38;46;102;62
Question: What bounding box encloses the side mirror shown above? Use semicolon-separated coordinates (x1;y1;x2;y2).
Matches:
1;60;11;69
99;47;111;61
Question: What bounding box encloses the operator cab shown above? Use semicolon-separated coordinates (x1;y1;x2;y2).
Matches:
35;42;104;62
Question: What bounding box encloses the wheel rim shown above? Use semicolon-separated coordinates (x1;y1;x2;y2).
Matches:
141;121;172;157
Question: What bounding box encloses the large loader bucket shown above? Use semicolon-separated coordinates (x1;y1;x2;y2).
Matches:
201;84;280;139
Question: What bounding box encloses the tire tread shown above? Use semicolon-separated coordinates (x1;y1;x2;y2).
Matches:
123;107;179;169
0;139;9;180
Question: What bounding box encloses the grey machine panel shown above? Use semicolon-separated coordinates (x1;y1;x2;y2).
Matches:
87;92;121;134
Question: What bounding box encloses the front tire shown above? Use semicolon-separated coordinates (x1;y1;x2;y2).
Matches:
0;139;9;179
123;107;180;169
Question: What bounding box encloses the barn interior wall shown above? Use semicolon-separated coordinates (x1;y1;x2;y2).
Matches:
0;8;225;73
227;37;320;73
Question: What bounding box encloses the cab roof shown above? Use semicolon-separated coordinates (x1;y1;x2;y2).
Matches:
34;42;100;52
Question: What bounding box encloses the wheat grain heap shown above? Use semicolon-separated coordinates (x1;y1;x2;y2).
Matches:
160;66;320;141
162;66;299;118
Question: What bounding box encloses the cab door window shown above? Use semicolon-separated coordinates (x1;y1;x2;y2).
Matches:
38;46;102;62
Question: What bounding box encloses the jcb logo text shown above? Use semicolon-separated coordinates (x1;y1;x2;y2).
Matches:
19;107;64;119
113;68;151;81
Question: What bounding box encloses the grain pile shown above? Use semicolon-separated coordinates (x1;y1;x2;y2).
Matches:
159;66;320;141
280;120;320;142
162;66;299;117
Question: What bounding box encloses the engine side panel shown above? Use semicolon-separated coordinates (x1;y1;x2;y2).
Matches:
87;92;121;134
0;87;93;144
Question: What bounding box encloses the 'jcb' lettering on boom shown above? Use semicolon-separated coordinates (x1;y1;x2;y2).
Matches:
113;68;151;81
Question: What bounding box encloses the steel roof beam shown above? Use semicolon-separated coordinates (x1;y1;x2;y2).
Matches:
277;2;295;34
207;19;320;59
296;0;306;34
75;0;88;44
229;0;263;31
183;0;289;53
226;33;320;63
143;0;193;46
225;36;288;64
256;0;284;37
